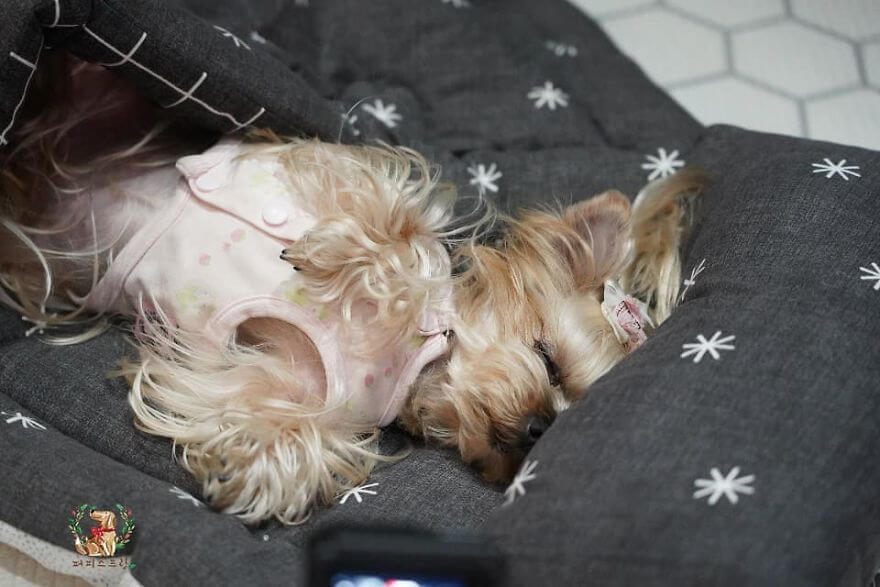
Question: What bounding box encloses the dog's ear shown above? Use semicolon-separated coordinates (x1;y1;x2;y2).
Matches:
560;190;632;289
622;169;708;322
502;190;631;293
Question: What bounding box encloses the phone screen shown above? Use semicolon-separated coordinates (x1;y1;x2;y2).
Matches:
331;575;467;587
310;525;503;587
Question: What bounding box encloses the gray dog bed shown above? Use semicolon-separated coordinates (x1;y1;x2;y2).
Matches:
1;1;878;585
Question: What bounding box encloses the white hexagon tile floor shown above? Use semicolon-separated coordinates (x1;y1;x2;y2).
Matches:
569;0;880;150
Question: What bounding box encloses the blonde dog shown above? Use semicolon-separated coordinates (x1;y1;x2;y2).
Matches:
0;56;704;523
74;510;117;557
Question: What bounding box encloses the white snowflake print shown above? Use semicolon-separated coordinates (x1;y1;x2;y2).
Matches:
339;482;379;504
693;466;755;505
22;316;48;337
213;25;251;50
341;112;361;137
442;0;471;7
527;81;569;110
545;40;577;57
362;99;402;128
641;148;684;181
250;31;267;44
504;460;538;505
467;162;502;196
680;258;707;302
860;262;880;291
811;158;861;181
169;486;203;507
1;411;46;431
680;331;735;363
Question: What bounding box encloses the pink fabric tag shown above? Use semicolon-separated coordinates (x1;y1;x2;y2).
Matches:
611;297;648;352
601;280;651;353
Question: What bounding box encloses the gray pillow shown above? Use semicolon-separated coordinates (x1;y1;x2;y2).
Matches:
485;124;880;586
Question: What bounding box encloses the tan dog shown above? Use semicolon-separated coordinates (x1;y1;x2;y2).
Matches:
1;54;705;523
74;510;117;557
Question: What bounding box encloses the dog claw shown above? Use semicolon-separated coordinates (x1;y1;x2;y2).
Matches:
279;249;300;270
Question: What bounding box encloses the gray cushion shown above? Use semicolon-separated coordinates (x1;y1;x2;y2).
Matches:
2;0;877;585
486;125;880;586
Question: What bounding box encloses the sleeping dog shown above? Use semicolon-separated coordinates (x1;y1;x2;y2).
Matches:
0;55;704;523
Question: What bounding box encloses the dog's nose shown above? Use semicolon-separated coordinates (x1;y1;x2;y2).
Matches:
521;413;553;447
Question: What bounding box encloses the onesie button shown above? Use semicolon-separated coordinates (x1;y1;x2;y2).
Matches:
262;202;289;226
194;166;228;191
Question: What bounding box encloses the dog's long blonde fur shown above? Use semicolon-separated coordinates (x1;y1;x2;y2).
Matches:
1;54;706;524
2;139;459;523
117;137;460;523
0;57;467;523
622;170;706;322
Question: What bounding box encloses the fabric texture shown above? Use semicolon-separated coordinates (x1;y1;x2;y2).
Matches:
0;0;877;586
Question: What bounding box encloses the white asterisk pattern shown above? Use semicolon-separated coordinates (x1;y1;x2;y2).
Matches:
339;482;379;504
545;40;578;57
680;331;736;363
680;258;707;302
811;158;861;181
342;113;361;137
860;262;880;291
641;148;685;181
213;25;251;50
504;460;539;505
467;163;502;195
1;411;46;431
693;466;755;505
362;100;402;128
22;316;49;337
169;486;203;507
442;0;471;7
527;82;569;110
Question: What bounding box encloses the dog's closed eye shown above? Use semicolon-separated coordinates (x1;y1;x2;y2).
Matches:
535;339;562;387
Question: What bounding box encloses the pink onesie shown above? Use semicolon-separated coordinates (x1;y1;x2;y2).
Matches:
75;139;453;427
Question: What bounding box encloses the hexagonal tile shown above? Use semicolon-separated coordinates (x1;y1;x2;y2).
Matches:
732;22;859;97
806;89;880;150
865;43;880;88
667;0;784;28
792;0;880;41
602;8;725;85
670;77;802;136
567;0;657;17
